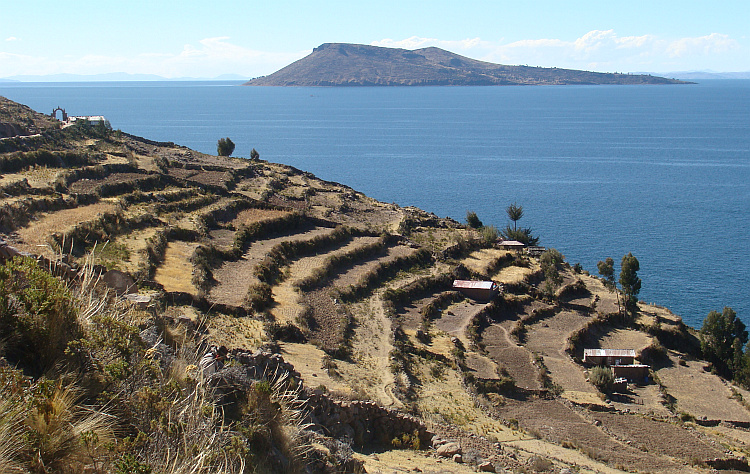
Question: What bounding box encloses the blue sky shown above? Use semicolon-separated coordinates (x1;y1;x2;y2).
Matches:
2;0;748;78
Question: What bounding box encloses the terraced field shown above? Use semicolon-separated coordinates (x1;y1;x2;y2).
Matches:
5;96;750;473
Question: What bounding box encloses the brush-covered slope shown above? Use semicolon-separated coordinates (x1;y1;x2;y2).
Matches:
245;43;689;86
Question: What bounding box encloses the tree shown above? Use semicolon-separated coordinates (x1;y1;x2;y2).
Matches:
466;211;483;229
700;307;747;378
506;203;524;231
597;258;615;288
597;257;620;313
480;225;499;245
619;253;641;313
217;137;235;157
540;248;564;296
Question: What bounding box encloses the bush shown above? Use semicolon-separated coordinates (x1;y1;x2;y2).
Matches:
217;137;235;157
480;225;499;245
589;366;614;393
0;257;82;374
465;211;482;229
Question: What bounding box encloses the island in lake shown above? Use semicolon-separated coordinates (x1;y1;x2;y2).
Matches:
245;42;689;87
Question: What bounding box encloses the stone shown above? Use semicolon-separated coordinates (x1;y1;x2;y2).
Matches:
478;461;496;472
436;442;461;457
452;453;463;463
102;269;137;295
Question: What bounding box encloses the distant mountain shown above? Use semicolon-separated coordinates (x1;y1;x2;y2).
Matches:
245;43;689;87
2;73;248;82
655;71;750;80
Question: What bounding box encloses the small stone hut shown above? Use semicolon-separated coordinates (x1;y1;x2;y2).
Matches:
452;280;499;301
583;349;636;366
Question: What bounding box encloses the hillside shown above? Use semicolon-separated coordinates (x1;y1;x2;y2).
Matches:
245;43;689;87
1;95;749;473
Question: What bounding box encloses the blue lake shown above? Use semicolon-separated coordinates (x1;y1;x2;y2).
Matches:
2;80;749;329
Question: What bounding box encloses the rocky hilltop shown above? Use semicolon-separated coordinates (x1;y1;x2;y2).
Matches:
245;43;689;87
0;95;748;473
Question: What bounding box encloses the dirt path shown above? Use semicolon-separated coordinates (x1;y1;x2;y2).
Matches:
208;226;332;306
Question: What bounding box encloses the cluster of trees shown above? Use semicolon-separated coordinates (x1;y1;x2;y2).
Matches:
597;253;641;314
700;306;750;385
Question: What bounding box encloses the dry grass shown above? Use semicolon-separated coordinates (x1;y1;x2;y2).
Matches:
460;248;507;276
492;265;533;284
14;201;118;256
206;312;266;349
153;240;200;293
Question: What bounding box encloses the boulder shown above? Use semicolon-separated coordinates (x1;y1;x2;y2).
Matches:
102;269;137;295
436;442;461;457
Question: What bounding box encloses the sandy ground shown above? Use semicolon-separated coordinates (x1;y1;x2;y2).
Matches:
434;302;487;348
492;265;532;284
483;324;541;390
524;309;598;395
206;313;266;350
116;226;161;275
460;248;509;276
597;327;654;353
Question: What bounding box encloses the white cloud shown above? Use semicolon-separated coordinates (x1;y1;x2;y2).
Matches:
5;37;18;42
373;31;745;72
666;33;738;57
0;38;307;78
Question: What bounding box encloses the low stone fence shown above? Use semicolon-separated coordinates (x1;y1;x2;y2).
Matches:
306;392;432;448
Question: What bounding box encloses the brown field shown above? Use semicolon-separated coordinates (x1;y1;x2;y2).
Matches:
208;226;334;306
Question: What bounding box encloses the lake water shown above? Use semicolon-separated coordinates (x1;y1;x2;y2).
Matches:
2;80;749;329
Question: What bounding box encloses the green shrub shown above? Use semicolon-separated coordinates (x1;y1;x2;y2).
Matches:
0;257;82;374
589;366;614;393
480;225;499;245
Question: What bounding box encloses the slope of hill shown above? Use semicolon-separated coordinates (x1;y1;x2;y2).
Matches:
1;95;748;473
245;43;689;87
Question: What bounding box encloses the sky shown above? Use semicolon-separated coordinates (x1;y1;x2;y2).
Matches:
1;0;748;79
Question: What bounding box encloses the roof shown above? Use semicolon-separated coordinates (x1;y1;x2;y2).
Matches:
583;349;636;358
452;280;497;290
499;240;525;247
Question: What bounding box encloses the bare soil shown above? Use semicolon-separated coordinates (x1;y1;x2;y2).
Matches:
482;324;540;390
208;226;333;306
